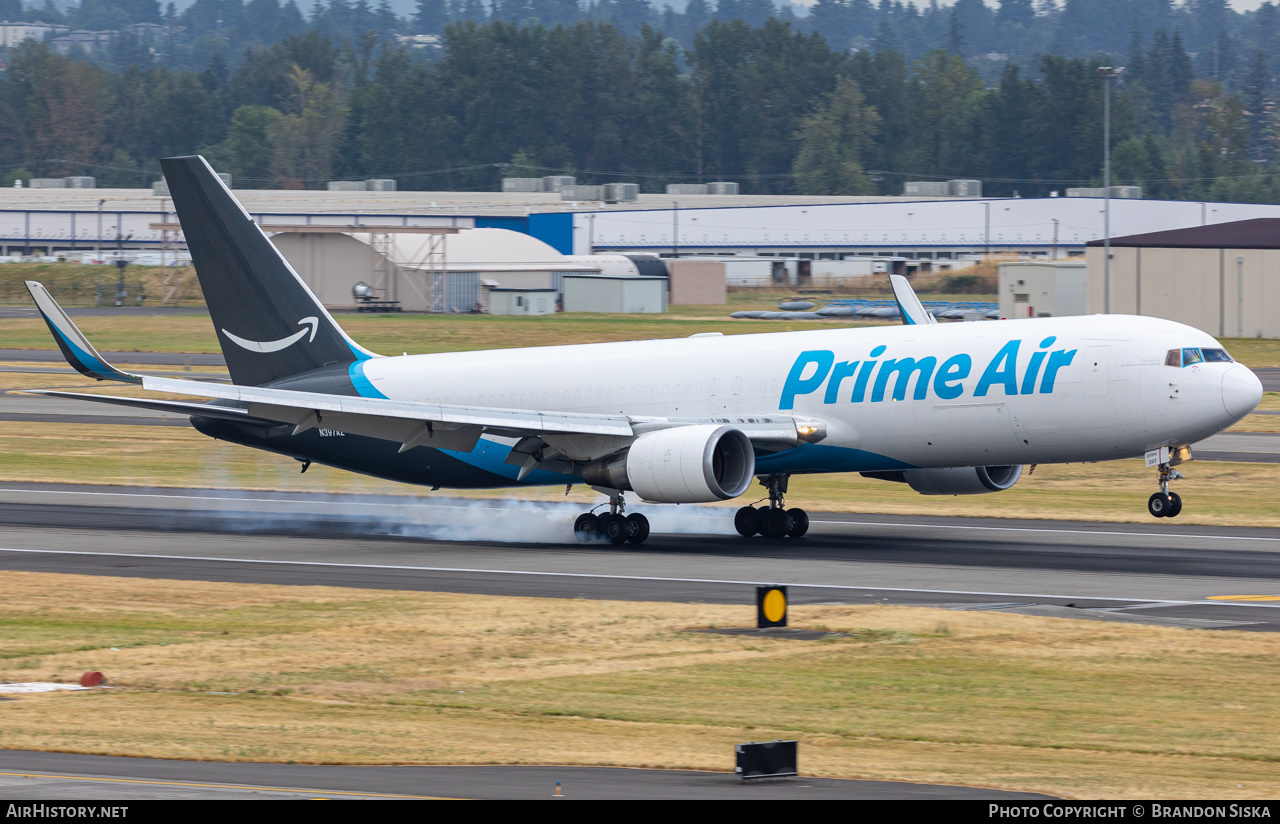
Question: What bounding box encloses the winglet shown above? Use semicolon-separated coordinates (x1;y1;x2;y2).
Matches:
889;274;937;326
24;281;141;383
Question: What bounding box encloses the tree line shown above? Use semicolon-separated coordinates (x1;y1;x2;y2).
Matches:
0;16;1276;202
9;0;1280;83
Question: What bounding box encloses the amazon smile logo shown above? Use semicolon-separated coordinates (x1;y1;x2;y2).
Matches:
222;317;319;353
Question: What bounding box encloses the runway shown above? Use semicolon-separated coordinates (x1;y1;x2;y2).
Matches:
1;482;1278;631
0;751;1044;800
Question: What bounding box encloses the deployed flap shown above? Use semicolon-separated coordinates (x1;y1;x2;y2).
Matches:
24;282;141;383
889;274;937;326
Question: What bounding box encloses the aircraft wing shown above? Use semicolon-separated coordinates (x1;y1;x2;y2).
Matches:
24;279;822;459
31;376;815;458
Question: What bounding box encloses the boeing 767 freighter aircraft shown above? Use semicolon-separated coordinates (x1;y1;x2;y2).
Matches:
24;157;1264;544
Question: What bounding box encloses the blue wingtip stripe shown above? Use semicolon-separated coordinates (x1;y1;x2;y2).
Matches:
50;325;116;379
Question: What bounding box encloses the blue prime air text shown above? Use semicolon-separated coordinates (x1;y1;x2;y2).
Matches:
780;337;1078;410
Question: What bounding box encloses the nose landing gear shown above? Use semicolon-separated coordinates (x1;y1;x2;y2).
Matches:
735;474;810;539
1148;461;1184;518
574;492;649;545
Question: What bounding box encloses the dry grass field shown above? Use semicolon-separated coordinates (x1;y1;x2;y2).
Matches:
0;572;1277;799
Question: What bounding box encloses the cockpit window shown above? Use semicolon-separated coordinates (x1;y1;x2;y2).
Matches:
1165;349;1181;367
1202;348;1233;363
1182;348;1204;366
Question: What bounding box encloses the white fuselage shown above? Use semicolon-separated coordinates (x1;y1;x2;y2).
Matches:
354;314;1260;476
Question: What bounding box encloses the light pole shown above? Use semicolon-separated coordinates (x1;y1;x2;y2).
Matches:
1099;66;1123;313
96;198;106;263
983;202;990;257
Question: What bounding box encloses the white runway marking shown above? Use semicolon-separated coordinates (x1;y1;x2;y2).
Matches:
3;545;1279;610
2;487;1278;543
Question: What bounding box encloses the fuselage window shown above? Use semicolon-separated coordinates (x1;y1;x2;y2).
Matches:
1182;348;1204;366
1202;348;1234;363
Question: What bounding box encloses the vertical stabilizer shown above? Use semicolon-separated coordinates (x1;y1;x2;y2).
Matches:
160;156;377;386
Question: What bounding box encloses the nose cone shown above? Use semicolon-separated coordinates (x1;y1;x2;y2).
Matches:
1222;364;1264;420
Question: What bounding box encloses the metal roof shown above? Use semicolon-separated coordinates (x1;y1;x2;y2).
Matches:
1085;218;1280;250
0;186;950;216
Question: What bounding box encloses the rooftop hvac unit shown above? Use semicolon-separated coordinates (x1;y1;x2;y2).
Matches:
502;177;542;193
64;176;95;189
217;172;232;188
542;175;576;192
29;178;66;189
1066;187;1106;198
666;183;708;195
604;182;639;202
365;179;396;192
706;181;739;195
560;184;604;201
152;181;169;197
327;181;365;191
1110;186;1142;199
904;181;949;197
947;179;982;197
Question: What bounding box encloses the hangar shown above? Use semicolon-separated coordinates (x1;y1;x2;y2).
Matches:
268;227;643;312
1085;218;1280;339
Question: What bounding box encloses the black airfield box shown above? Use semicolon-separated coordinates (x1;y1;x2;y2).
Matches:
735;740;798;780
756;585;788;628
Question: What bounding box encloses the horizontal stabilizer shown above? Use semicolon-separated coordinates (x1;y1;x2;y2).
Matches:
24;282;141;383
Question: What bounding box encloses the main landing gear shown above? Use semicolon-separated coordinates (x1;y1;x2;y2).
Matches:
574;492;650;545
1147;461;1184;518
735;474;809;539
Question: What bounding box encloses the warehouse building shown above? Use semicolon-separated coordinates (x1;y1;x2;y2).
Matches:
8;185;1280;263
1085;218;1280;339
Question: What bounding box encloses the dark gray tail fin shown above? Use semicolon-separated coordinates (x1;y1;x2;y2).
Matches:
161;156;377;386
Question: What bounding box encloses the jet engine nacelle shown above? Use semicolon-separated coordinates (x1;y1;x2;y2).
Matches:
581;424;755;503
903;465;1023;496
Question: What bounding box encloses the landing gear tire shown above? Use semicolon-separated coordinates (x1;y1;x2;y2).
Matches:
625;513;650;544
1148;492;1173;518
574;513;600;541
598;513;628;545
735;506;761;537
760;507;793;539
1166;491;1183;518
786;508;810;538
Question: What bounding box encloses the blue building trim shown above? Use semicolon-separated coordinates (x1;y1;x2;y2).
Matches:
475;217;529;233
527;212;575;254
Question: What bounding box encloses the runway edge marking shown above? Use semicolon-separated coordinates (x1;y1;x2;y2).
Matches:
4;546;1280;610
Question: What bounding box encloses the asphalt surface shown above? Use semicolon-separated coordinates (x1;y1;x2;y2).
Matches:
0;752;1045;800
0;348;226;367
0;483;1277;631
0;307;211;319
0;483;1275;799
